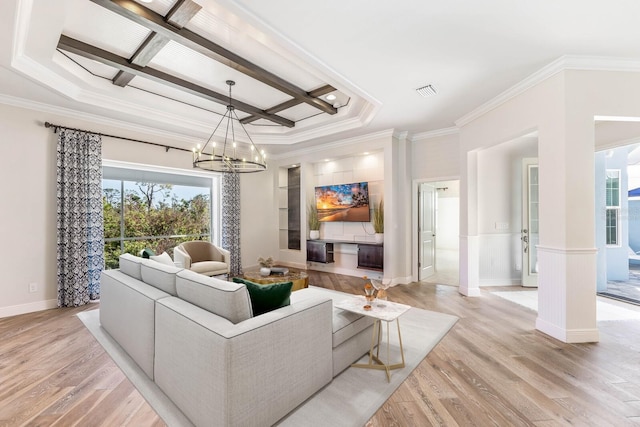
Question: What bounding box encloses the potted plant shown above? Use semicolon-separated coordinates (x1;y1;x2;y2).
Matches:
372;199;384;243
257;256;274;276
308;201;320;239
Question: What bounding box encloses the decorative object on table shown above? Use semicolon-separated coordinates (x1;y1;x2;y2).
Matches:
371;278;391;307
258;256;274;276
270;267;289;275
307;200;320;239
192;80;267;174
363;276;375;303
372;199;384;243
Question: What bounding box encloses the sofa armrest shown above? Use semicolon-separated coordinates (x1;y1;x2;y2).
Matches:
173;245;191;269
100;270;170;379
218;246;231;273
154;295;333;427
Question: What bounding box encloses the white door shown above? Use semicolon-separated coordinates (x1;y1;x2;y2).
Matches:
419;183;436;280
522;158;539;287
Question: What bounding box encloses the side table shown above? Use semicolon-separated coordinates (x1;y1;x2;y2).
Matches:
334;296;410;381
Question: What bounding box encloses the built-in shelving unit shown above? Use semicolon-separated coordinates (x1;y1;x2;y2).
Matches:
279;166;301;251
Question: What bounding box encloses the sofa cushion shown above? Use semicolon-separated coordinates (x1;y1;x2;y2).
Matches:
119;253;143;280
233;278;293;316
176;269;252;324
150;252;174;266
190;261;228;276
290;287;374;348
140;259;181;295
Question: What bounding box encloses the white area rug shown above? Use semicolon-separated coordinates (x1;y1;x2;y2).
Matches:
78;305;457;427
491;290;640;321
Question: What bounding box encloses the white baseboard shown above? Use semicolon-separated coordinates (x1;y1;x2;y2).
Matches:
0;299;58;319
536;317;600;343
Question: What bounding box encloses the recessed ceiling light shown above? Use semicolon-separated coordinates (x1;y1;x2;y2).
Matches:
363;152;369;155
291;164;297;168
416;84;437;97
326;94;337;101
324;159;330;162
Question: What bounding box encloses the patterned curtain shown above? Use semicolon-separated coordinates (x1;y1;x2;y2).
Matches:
56;129;104;307
221;172;242;276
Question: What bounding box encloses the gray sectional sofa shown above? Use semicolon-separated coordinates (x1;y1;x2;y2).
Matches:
100;253;373;427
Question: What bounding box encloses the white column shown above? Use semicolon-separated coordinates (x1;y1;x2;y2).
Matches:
535;115;598;343
459;150;481;296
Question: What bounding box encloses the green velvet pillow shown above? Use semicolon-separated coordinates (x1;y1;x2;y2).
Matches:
233;278;293;316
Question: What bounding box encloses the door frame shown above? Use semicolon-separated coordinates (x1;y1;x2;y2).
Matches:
411;176;460;283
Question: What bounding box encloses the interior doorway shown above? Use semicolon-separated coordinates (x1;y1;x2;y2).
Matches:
418;179;460;285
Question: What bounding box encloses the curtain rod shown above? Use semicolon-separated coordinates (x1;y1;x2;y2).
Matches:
44;121;192;153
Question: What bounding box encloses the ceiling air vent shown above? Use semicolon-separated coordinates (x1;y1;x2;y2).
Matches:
415;84;437;97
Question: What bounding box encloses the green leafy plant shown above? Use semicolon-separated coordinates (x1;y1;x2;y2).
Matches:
308;200;320;231
372;200;384;233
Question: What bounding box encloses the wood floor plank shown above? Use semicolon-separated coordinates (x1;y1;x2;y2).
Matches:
2;273;640;426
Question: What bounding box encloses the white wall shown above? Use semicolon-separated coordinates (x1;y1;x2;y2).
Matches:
0;102;204;317
0;101;276;317
0;103;58;317
412;132;460;180
477;136;537;285
456;68;640;342
435;181;459;251
240;169;278;270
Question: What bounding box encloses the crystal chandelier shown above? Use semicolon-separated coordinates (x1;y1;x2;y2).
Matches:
193;80;267;173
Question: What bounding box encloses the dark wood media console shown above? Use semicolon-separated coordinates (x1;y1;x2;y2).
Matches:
306;239;383;271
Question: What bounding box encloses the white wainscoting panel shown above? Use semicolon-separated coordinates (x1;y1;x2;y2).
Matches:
478;233;521;286
535;245;599;343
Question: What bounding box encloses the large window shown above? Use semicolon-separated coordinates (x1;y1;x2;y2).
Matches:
606;169;621;246
103;162;220;269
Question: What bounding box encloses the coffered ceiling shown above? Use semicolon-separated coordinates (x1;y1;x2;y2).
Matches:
4;0;640;157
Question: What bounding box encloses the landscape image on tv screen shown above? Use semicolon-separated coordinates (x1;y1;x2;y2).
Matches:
315;182;370;222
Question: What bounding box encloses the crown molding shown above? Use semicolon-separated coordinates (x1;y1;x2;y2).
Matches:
0;92;204;146
455;55;640;128
271;129;395;161
411;126;459;142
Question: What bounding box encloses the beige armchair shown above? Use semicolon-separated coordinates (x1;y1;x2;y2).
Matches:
173;241;230;277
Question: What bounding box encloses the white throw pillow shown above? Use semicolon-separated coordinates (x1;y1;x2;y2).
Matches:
150;252;174;266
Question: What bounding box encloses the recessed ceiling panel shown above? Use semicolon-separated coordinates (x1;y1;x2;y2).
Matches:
278;102;326;122
186;6;326;91
63;0;150;58
128;74;230;117
148;40;290;109
131;0;175;16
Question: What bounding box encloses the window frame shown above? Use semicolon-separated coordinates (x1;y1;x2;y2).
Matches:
605;169;621;247
102;159;222;256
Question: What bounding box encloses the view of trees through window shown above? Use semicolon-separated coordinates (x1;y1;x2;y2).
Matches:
103;179;212;269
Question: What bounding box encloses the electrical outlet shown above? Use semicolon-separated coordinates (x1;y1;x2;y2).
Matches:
29;282;37;293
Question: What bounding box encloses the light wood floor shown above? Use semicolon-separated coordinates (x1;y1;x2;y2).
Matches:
2;273;640;426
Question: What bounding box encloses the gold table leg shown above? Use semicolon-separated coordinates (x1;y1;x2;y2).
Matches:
351;318;405;382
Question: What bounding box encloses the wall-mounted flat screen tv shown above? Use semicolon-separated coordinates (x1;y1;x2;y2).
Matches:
315;182;370;222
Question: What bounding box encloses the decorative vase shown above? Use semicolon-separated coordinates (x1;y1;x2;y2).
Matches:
310;230;320;240
375;233;384;243
259;267;271;277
